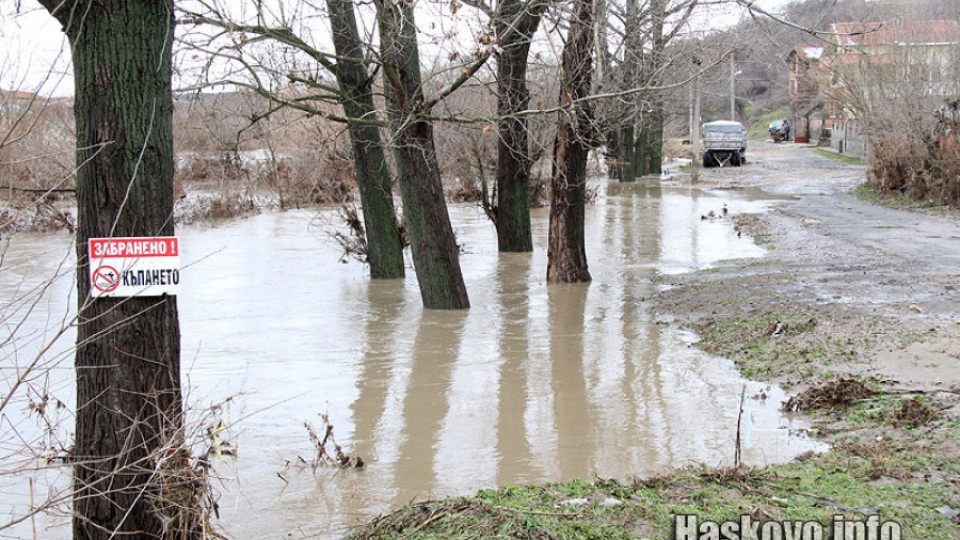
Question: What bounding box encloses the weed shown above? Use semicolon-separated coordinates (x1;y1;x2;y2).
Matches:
813;148;864;165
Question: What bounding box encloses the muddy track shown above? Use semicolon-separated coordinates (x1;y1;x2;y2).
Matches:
657;140;960;390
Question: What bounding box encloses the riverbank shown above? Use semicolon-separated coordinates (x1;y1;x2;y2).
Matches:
346;142;960;539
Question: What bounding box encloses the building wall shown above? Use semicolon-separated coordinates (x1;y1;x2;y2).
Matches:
830;118;869;159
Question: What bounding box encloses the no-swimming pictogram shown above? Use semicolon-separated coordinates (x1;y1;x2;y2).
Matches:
91;265;120;293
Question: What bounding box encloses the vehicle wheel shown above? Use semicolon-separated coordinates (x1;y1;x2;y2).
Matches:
732;151;742;167
702;153;712;168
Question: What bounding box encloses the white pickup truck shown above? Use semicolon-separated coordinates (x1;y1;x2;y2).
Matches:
702;120;747;167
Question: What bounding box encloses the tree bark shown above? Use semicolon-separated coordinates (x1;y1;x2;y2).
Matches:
547;0;594;284
493;0;545;253
616;0;642;182
37;1;190;538
632;0;669;177
326;0;405;279
619;124;637;180
374;0;470;309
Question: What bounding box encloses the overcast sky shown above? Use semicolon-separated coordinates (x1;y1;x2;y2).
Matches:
1;0;790;97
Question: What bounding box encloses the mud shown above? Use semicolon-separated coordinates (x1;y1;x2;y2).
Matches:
657;141;960;393
655;140;960;464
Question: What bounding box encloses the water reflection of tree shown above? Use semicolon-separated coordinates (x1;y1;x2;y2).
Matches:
350;281;408;472
392;310;466;502
548;283;592;479
494;253;535;485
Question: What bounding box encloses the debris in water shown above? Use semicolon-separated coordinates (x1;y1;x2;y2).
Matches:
304;414;364;469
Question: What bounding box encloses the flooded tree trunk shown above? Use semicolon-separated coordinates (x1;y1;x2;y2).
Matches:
327;0;405;279
619;124;637;180
632;125;648;177
547;0;594;284
37;1;192;538
374;0;470;309
632;0;667;177
493;0;545;253
642;108;664;175
616;0;641;183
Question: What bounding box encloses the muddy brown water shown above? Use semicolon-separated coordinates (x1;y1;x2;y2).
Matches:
0;180;825;538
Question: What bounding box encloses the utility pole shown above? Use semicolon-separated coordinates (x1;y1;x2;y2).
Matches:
692;72;700;183
729;56;737;121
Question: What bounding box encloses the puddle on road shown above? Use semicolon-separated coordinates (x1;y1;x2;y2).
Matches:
0;179;824;538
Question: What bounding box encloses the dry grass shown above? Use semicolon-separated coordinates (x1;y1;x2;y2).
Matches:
782;378;876;412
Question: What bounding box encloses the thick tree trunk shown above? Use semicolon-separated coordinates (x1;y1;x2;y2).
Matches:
375;0;470;309
38;1;190;538
645;108;664;175
547;0;594;284
635;0;667;177
616;0;642;183
632;125;648;177
619;124;636;181
327;0;405;279
493;0;544;253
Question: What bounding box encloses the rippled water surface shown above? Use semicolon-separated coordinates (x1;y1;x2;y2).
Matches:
0;180;824;538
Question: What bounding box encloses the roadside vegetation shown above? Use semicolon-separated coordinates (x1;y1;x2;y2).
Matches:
853;182;954;213
813;148;864;166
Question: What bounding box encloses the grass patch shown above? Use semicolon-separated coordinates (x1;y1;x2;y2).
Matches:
812;147;864;165
693;311;859;383
853;183;953;213
348;445;960;539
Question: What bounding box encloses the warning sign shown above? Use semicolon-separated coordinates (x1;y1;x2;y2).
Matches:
88;237;181;298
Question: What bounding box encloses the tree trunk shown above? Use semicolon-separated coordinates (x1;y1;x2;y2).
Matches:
645;108;664;175
632;124;648;177
636;0;668;177
493;0;544;253
375;0;470;309
547;0;594;284
616;0;642;183
327;0;405;279
619;124;636;181
37;1;191;538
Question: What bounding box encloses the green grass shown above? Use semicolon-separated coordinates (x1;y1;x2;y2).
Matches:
812;148;865;165
347;446;960;539
853;183;953;213
693;311;861;383
747;107;790;140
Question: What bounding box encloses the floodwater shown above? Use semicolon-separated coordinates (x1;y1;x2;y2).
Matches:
0;179;825;539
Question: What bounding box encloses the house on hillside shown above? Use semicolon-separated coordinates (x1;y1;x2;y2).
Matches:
787;19;960;158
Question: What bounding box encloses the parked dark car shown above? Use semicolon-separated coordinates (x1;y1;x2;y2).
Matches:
769;120;786;142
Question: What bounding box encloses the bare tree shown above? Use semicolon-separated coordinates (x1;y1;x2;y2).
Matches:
35;1;195;537
490;0;550;252
180;0;407;279
547;0;596;284
373;0;472;308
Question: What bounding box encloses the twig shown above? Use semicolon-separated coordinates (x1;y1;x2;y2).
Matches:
735;384;746;468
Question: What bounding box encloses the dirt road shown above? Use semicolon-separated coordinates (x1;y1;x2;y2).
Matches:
657;140;960;390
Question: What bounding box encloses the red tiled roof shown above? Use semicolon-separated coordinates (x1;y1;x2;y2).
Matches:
831;20;960;47
0;90;38;100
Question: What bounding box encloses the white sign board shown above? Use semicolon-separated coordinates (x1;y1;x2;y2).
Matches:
88;237;181;298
